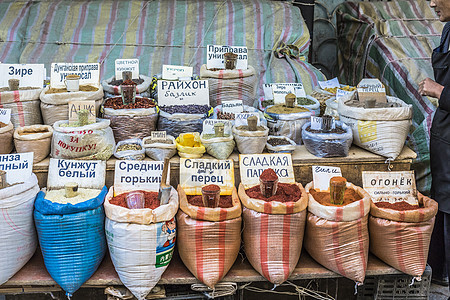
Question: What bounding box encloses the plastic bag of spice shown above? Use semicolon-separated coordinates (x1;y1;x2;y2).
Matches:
114;138;145;160
304;181;371;284
39;85;103;126
104;186;179;300
34;186;108;297
266;135;297;154
238;182;308;284
200;133;235;160
102;96;158;142
369;193;438;278
0;122;14;154
177;185;241;289
301;121;353;158
14;125;53;163
102;75;152;98
176;132;206;158
213;104;267;127
232;124;269;154
158;105;213;138
0;173;39;285
142;135;177;161
0;88;43;127
51;119;115;160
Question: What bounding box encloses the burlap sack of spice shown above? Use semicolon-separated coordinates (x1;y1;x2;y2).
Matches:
200;64;258;107
104;187;179;300
40;86;103;126
369;193;438;278
177;185;241;288
102;75;152;98
0;122;14;154
304;181;371;284
0;89;43;127
232;125;269;154
238;183;308;284
14;125;53;163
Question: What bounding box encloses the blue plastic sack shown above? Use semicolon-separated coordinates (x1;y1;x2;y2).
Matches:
34;187;108;297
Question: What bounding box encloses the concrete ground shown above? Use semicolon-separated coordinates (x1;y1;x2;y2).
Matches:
430;283;450;300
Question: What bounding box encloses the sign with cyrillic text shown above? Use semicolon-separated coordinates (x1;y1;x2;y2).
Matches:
312;165;342;191
114;161;169;194
50;63;100;88
115;59;139;80
202;119;232;135
151;131;167;141
270;83;306;104
336;88;354;101
162;65;193;80
0;109;12;125
239;154;295;188
362;171;418;205
0;64;45;88
234;112;260;127
68;101;96;125
310;116;335;131
47;158;106;190
180;158;234;195
157;80;209;106
0;153;33;184
357;78;386;103
206;44;248;70
318;77;340;90
222;100;244;114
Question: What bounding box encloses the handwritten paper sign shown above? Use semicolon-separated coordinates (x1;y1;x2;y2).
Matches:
207;44;248;70
114;161;169;194
50;63;100;88
115;59;139;80
202;119;232;135
362;171;418;205
222;100;244;114
357;78;386;103
180;158;234;195
318;77;340;89
336;88;355;101
0;153;33;184
310;116;335;130
47;158;106;189
162;65;193;80
312;165;342;191
68;101;96;125
151;131;167;141
239;154;295;188
270;83;306;104
235;112;260;127
157;80;209;106
0;64;45;88
0;109;12;124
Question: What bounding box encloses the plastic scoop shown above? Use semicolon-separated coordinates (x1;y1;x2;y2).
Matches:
158;157;171;205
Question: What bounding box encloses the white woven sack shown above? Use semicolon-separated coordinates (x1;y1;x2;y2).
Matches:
305;181;370;222
0;173;39;284
104;187;179;300
102;75;152;97
338;96;412;159
232;125;268;154
0;89;43;127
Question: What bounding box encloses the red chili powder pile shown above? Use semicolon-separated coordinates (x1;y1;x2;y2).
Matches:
187;195;233;208
375;201;419;211
110;190;160;209
245;183;301;203
202;184;220;192
309;188;362;206
260;168;278;181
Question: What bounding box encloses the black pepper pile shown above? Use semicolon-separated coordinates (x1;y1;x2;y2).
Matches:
160;104;210;114
267;138;291;146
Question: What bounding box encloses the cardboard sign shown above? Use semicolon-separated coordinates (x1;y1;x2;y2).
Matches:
206;44;248;70
0;153;33;184
0;64;45;88
271;83;306;104
47;158;106;190
114;161;169;194
357;78;386;103
310;116;335;131
222;100;244;114
157;80;209;106
0;109;11;124
235;112;260;127
162;65;193;80
180;158;234;195
202;119;232;135
115;59;139;80
50;63;100;88
318;77;340;90
68;100;96;125
362;171;418;205
312;165;342;191
336;88;355;101
239;154;295;188
151;131;167;141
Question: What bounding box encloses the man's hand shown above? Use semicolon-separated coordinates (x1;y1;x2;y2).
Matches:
419;77;444;99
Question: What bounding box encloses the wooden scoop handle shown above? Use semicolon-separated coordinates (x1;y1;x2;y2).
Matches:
161;157;170;188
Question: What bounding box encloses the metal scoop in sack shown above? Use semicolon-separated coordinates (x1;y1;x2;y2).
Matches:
158;157;171;205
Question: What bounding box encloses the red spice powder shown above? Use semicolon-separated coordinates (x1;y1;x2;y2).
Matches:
202;184;220;192
121;79;137;86
245;183;301;203
375;201;419;211
110;190;160;209
260;168;278;181
310;188;362;206
187;195;233;208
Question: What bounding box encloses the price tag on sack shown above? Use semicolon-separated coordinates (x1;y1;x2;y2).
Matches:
151;131;167;141
114;161;169;194
362;171;418;205
180;158;234;195
206;44;248;70
162;65;193;80
50;62;100;88
318;77;340;90
239;154;295;189
202;119;232;135
0;153;33;185
115;59;139;80
312;165;342;191
157;80;209;106
0;64;45;88
222;100;244;114
357;78;386;103
0;109;11;125
235;112;260;127
68;100;96;125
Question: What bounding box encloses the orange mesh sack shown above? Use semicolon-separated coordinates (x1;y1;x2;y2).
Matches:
238;183;308;284
177;185;241;289
369;193;438;278
304;181;370;284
